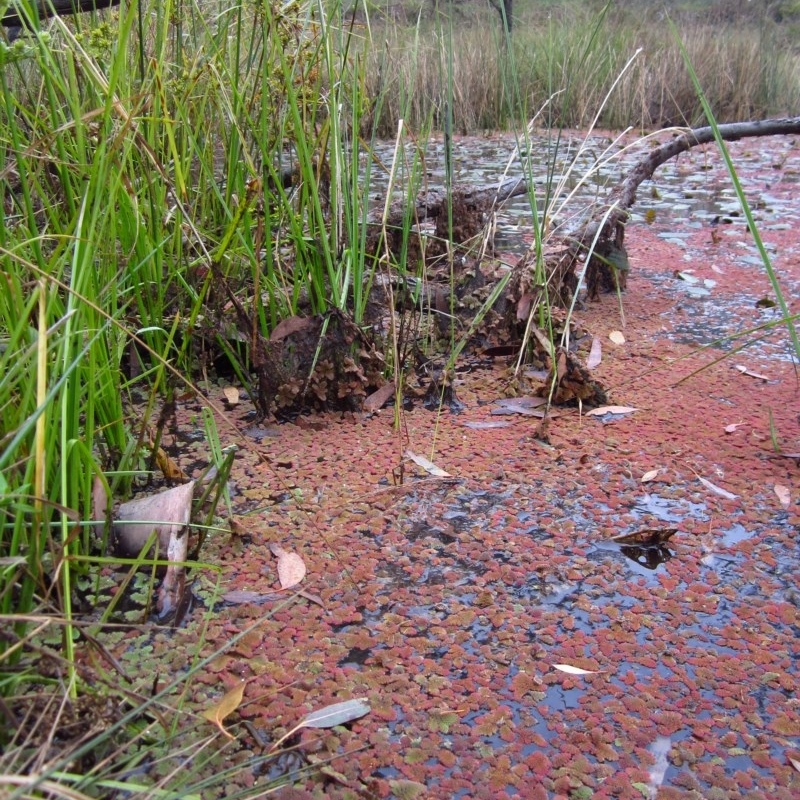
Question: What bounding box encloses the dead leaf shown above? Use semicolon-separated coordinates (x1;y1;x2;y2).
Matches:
553;664;599;676
92;475;108;524
270;315;312;342
608;330;625;345
641;469;660;483
587;336;602;369
223;587;324;609
154;444;188;482
490;403;547;418
270;544;306;589
405;450;451;477
734;364;769;381
674;271;699;284
113;480;195;558
223;386;240;406
363;382;395;413
698;476;738;501
202;681;246;739
462;420;511;429
271;698;371;751
774;484;791;509
611;527;677;546
790;756;800;774
388;781;427;799
493;396;548;408
223;590;273;605
585;405;638;417
156;517;189;623
711;264;724;274
724;422;746;433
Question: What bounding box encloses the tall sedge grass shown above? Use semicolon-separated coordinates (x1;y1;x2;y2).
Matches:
364;4;800;135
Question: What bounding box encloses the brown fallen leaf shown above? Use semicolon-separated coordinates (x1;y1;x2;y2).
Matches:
270;315;312;342
363;381;396;413
154;444;188;482
202;680;246;739
270;544;307;589
610;527;677;546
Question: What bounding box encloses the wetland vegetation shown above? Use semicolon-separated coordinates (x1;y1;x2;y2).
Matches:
1;0;799;795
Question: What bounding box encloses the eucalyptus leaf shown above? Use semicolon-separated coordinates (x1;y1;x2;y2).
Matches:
271;698;371;751
301;698;371;729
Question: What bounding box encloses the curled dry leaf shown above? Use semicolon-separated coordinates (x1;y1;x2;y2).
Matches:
202;680;246;739
789;756;800;774
608;330;625;345
734;364;769;381
113;480;195;558
774;484;791;509
154;445;188;482
270;544;306;589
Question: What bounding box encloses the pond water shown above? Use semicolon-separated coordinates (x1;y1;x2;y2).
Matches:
133;130;800;799
368;129;800;260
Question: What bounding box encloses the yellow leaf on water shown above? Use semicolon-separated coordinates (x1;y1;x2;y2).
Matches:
608;330;625;345
202;681;246;739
